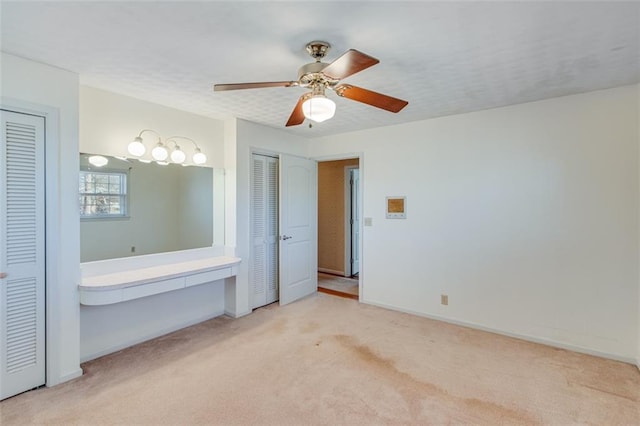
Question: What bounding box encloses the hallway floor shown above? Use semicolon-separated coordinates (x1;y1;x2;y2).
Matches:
318;272;359;299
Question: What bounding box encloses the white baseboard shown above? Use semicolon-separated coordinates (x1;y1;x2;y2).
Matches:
225;309;251;318
362;299;636;365
46;368;83;387
318;268;345;276
80;310;224;363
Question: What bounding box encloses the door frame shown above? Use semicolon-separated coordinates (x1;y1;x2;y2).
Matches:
313;153;364;301
1;98;66;387
344;165;359;278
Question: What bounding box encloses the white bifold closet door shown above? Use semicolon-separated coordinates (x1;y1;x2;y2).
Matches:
0;110;46;400
250;154;279;309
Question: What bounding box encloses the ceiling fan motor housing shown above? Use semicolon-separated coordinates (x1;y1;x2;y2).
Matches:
297;62;335;87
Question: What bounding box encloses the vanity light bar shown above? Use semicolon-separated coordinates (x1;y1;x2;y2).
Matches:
127;130;208;165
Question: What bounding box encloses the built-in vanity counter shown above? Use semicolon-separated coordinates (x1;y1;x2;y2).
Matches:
79;247;240;362
80;255;240;305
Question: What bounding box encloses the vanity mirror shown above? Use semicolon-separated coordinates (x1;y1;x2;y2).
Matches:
79;153;224;262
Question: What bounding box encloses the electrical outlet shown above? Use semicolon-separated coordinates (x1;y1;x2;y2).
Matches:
131;246;136;253
441;294;448;306
364;217;373;226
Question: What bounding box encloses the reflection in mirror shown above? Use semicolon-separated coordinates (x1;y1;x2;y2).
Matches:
79;153;223;262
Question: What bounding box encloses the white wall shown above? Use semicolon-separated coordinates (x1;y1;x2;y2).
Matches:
1;52;82;384
79;86;224;168
80;280;224;361
224;119;308;316
309;85;639;361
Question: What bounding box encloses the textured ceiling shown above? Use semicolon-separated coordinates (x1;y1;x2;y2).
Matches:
1;1;639;138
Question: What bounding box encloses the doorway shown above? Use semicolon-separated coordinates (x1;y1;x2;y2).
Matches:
317;158;360;299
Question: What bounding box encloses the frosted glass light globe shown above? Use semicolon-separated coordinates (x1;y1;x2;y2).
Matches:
88;155;108;167
170;147;186;164
302;95;336;123
127;137;146;157
151;143;168;161
192;149;207;165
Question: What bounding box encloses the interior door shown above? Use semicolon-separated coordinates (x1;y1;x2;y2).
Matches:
351;168;360;275
0;110;46;400
250;154;279;308
279;154;317;305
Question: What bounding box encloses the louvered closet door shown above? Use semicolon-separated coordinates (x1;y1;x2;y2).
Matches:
250;154;279;309
0;110;45;400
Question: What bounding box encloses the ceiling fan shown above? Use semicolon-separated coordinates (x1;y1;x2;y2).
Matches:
214;41;409;127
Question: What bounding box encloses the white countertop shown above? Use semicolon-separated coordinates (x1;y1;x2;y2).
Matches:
80;256;241;290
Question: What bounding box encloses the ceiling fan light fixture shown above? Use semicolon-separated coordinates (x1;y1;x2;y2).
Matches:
302;95;336;123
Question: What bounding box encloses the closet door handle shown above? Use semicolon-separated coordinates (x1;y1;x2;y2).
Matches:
280;235;292;241
0;272;7;279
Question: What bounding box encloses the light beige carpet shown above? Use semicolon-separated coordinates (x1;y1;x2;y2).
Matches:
318;272;359;296
1;293;639;425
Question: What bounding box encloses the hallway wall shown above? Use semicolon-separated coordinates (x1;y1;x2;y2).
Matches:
318;159;359;275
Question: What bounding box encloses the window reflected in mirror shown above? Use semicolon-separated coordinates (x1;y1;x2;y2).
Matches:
79;153;223;262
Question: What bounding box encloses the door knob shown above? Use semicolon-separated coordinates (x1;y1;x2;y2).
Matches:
281;235;292;240
0;272;7;279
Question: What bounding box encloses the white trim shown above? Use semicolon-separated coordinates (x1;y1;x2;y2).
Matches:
1;98;79;386
312;152;363;163
250;147;279;159
51;369;83;387
363;298;637;365
344;165;357;277
312;153;364;302
318;267;345;276
225;309;251;318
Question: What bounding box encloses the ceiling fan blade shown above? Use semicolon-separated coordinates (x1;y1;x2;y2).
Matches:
286;95;307;127
214;81;297;91
335;84;408;113
322;49;379;80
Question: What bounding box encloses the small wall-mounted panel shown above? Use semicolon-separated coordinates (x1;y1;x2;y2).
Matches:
386;196;406;219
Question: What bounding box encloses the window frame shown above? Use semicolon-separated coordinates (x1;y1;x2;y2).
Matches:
79;167;130;220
